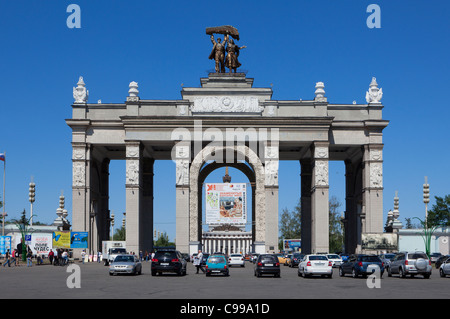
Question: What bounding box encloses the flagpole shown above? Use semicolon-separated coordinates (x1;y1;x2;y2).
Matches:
2;151;5;236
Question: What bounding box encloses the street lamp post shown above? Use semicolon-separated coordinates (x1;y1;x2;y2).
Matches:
111;212;115;241
423;176;430;228
29;181;36;226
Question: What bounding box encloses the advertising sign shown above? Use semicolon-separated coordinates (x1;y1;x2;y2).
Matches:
0;236;12;255
205;183;247;225
283;239;301;251
52;231;71;249
70;232;88;248
31;234;52;256
362;233;398;251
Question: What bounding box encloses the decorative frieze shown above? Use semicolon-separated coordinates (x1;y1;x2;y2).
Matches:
191;96;263;113
72;162;85;187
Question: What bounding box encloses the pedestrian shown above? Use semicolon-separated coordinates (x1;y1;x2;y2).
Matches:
48;249;54;265
62;250;68;265
3;249;11;267
97;251;101;263
194;250;205;274
81;250;86;264
10;249;17;266
26;249;32;267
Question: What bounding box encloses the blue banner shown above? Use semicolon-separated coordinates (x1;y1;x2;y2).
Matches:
70;232;88;248
0;236;12;255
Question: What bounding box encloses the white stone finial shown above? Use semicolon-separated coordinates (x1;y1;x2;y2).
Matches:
365;77;383;104
127;81;139;102
314;82;327;102
73;76;89;104
128;81;139;97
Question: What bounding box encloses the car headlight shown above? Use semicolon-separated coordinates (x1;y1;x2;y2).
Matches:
127;265;134;269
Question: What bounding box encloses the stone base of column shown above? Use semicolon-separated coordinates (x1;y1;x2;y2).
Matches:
189;241;202;255
253;241;266;254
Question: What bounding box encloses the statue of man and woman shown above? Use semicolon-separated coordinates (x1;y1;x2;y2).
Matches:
209;32;246;74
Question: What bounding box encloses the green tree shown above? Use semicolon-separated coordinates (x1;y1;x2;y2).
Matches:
113;226;126;241
329;196;344;253
427;195;450;227
154;232;174;247
279;200;301;250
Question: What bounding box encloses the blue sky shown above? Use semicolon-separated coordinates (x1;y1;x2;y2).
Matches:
0;1;449;241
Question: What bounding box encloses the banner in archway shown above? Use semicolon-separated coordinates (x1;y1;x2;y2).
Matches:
205;183;247;225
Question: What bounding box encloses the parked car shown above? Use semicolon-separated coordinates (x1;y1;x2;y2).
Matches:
387;251;431;279
298;254;333;278
439;257;450;278
435;255;450;269
340;254;349;262
379;253;396;268
430;252;442;264
288;253;304;268
251;253;260;264
200;253;210;266
254;254;280;277
181;253;190;262
339;254;384;278
205;254;229;276
228;254;245;267
151;249;187;276
326;254;343;268
190;253;198;263
109;254;142;276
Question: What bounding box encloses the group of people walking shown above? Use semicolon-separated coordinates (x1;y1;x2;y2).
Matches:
2;248;34;267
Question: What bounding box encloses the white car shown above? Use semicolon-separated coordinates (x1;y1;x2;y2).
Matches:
298;254;333;278
228;254;245;267
326;254;343;268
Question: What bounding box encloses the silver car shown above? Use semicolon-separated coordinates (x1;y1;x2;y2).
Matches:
387;251;432;279
109;254;142;276
439;258;450;278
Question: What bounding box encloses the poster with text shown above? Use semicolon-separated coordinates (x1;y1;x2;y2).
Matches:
70;232;88;248
205;183;247;225
31;234;52;256
0;236;12;255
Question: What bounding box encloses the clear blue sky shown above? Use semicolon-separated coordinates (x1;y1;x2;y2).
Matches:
0;1;449;241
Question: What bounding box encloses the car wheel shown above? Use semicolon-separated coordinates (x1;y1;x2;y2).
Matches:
399;267;406;278
352;268;358;278
423;273;431;279
339;267;344;277
151;270;156;276
387;266;392;277
440;269;446;278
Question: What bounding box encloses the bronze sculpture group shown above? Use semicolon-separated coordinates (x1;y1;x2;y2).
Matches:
207;25;246;74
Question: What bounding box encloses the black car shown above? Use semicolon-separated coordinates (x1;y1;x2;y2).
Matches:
151;249;187;276
289;253;304;268
254;254;280;277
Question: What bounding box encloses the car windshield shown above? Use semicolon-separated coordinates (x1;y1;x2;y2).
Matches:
260;256;277;262
408;253;428;259
110;248;126;254
360;256;381;262
230;254;241;257
114;255;134;262
208;256;225;264
327;254;339;259
155;252;176;258
385;254;395;259
309;256;328;261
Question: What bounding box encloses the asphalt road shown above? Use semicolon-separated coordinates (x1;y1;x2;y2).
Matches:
1;260;450;300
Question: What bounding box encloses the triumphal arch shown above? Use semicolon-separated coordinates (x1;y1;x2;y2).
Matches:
67;26;388;257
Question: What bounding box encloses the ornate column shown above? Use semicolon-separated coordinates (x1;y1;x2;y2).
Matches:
362;144;384;234
175;143;191;254
125;142;143;254
311;142;329;253
264;143;279;253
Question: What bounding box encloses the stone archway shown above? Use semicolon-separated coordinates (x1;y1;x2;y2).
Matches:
189;144;265;254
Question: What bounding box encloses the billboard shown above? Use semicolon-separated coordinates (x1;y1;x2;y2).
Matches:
70;232;88;249
31;234;52;256
52;231;71;249
361;233;398;251
205;183;247;225
283;239;301;251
